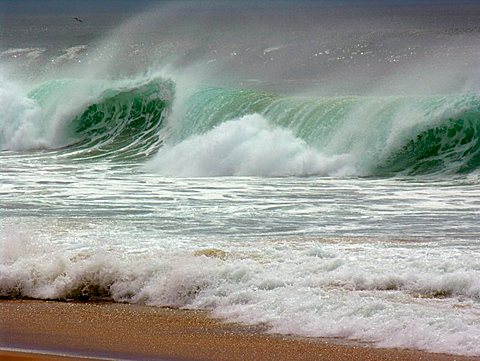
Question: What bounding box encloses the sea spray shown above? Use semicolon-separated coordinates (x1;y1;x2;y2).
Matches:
3;73;479;174
145;114;355;177
0;75;43;150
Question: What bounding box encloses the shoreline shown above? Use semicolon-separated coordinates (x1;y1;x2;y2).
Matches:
1;299;478;361
0;349;118;361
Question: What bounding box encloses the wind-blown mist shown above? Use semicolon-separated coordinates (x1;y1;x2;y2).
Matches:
2;2;479;175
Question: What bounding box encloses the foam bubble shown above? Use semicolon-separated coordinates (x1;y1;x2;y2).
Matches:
2;230;479;356
0;74;44;150
146;114;356;177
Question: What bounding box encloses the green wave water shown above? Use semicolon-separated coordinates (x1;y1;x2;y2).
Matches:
179;87;480;175
25;78;174;160
69;81;173;160
15;77;480;175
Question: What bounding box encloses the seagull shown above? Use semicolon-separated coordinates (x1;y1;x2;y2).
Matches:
73;17;83;23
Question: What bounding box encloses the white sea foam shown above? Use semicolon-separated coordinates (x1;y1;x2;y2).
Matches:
0;73;83;150
146;114;356;177
1;226;479;356
0;75;45;150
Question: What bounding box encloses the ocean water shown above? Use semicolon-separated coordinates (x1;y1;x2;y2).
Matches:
1;1;480;357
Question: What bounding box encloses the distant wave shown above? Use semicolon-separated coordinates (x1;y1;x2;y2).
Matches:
0;47;46;60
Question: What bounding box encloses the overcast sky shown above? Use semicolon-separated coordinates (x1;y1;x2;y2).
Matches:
0;0;158;14
1;0;477;15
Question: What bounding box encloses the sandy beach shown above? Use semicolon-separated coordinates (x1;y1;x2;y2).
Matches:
1;300;478;361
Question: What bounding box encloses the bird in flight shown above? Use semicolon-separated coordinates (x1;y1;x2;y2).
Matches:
73;17;83;23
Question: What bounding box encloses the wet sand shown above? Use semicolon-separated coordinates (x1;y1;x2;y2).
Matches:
1;300;478;361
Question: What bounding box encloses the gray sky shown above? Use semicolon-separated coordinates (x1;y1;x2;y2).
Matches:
0;0;157;14
2;0;478;15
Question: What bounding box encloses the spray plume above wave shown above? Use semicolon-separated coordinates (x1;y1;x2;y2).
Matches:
2;2;480;176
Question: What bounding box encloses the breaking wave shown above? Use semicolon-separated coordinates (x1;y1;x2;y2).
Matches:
1;75;479;175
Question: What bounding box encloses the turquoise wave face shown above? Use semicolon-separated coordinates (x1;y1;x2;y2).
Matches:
21;77;480;175
25;78;174;160
68;81;173;160
179;88;480;176
378;114;480;175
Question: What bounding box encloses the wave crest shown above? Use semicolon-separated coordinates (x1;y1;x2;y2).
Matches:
3;74;479;176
